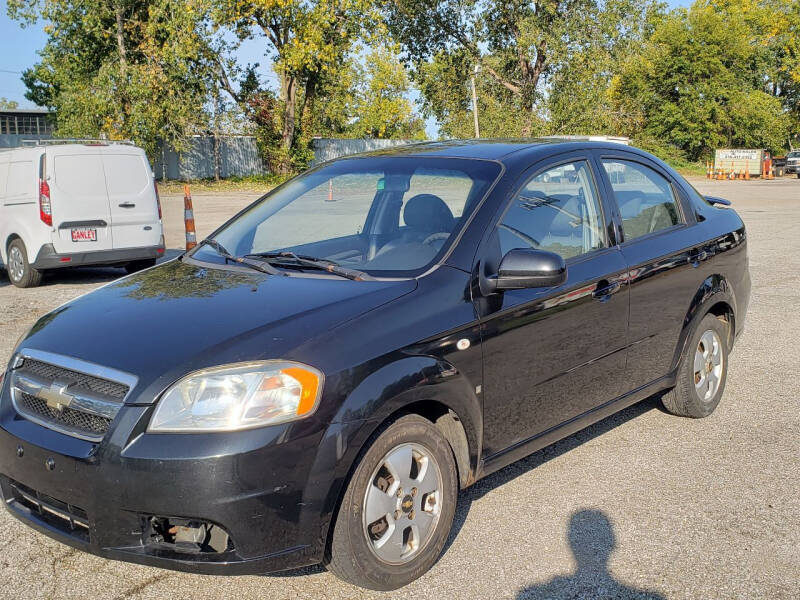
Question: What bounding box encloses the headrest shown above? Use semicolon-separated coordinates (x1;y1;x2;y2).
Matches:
403;194;455;233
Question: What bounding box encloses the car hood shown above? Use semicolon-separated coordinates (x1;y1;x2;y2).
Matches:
15;259;416;403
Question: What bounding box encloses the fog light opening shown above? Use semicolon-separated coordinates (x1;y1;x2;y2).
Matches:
145;516;232;554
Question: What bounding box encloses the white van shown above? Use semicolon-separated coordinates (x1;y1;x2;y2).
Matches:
0;141;164;287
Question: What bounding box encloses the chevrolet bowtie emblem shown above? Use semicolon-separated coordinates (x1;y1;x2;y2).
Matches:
37;379;75;412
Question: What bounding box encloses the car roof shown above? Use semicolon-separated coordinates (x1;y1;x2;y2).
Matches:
355;138;637;163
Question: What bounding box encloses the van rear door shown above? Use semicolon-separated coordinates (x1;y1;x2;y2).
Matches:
49;148;113;254
102;151;161;249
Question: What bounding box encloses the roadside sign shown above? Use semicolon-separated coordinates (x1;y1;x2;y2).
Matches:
714;149;764;176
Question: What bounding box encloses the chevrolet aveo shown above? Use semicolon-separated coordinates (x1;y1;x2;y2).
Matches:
0;140;750;590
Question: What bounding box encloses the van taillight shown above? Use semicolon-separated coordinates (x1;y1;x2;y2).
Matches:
154;181;162;220
39;179;52;226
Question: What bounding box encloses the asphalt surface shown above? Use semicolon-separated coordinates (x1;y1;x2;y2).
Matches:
0;178;798;599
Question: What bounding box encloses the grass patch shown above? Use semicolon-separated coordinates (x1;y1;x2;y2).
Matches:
662;157;707;177
159;174;291;194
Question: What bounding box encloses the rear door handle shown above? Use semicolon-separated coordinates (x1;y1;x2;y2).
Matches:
592;280;621;302
118;202;136;208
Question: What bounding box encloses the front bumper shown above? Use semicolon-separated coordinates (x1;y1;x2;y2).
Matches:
785;164;799;174
0;389;348;575
31;244;164;271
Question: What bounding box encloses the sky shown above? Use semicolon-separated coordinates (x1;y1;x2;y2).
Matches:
0;0;692;138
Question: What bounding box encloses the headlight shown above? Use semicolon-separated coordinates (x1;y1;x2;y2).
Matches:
148;361;323;432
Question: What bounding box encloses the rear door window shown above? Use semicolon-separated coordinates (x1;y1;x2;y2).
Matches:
54;155;107;198
602;160;681;241
103;154;150;195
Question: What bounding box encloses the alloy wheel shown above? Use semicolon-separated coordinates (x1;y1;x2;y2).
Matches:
8;246;25;282
694;329;724;402
362;442;443;565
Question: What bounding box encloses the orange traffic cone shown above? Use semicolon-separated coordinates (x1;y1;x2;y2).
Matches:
326;179;334;202
768;164;774;180
184;184;197;250
744;161;750;180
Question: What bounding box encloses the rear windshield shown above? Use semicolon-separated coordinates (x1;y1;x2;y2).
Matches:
195;157;502;277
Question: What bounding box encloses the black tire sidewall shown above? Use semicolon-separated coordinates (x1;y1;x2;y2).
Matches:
331;415;458;590
7;239;40;288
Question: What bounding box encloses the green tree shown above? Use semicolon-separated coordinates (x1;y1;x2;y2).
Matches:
0;98;20;109
611;0;794;159
312;44;426;139
384;0;661;138
8;0;215;157
212;0;375;172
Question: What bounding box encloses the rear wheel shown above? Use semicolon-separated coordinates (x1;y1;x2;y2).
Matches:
6;239;43;288
326;414;458;590
661;313;729;418
124;258;157;274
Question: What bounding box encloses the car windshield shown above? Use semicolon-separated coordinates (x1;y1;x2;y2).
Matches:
192;156;502;277
788;152;800;158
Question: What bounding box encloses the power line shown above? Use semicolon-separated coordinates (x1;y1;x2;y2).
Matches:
0;69;23;75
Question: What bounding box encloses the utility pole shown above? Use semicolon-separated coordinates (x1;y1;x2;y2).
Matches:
470;64;480;139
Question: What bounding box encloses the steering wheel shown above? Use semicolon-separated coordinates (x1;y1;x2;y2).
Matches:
422;232;451;246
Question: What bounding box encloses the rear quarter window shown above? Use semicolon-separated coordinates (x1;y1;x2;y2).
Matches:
0;160;9;198
6;161;35;201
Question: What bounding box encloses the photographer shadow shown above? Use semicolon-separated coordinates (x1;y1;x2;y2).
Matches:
517;509;665;600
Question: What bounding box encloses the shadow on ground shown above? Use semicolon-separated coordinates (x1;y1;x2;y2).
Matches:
516;509;665;599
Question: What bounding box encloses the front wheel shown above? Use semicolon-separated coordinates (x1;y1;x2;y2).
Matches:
661;313;729;418
325;414;458;590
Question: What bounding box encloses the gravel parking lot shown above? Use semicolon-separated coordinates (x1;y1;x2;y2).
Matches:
0;178;798;599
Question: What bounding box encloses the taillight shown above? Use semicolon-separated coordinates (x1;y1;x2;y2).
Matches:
39;179;52;226
154;180;162;220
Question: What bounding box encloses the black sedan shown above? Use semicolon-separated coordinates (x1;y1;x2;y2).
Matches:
0;140;750;590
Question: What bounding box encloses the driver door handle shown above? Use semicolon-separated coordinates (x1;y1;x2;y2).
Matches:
118;202;136;208
592;280;621;302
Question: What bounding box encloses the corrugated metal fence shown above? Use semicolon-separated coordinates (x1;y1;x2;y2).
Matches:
0;134;421;178
153;136;267;180
310;138;417;166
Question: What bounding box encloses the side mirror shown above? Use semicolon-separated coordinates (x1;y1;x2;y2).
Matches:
483;248;567;293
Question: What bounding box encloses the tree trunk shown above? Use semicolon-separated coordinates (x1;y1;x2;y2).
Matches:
115;2;127;70
299;73;318;137
278;75;297;174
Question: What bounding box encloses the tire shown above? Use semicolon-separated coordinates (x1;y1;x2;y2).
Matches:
661;313;729;418
326;414;458;590
6;239;43;288
124;258;157;274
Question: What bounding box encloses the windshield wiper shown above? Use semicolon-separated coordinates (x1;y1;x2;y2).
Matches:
198;239;282;276
246;251;372;281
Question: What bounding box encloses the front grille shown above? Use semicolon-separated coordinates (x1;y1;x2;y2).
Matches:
17;391;112;437
8;350;136;442
20;358;129;400
1;476;90;541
